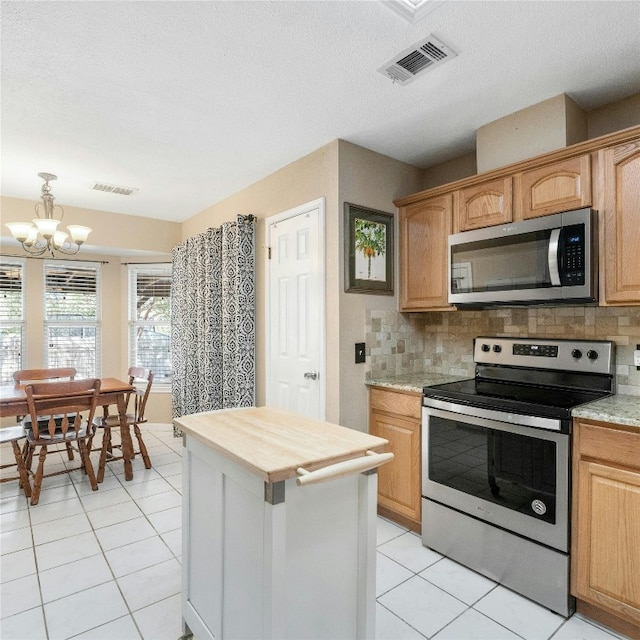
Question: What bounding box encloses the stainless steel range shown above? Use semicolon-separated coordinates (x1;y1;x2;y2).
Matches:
422;336;615;616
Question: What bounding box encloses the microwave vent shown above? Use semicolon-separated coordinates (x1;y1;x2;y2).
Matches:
378;34;457;85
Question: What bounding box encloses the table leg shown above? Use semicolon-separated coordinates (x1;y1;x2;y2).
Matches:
117;392;134;481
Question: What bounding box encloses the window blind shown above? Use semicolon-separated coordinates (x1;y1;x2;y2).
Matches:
44;261;101;378
0;259;25;383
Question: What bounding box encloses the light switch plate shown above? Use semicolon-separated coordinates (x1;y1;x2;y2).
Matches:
634;344;640;369
355;342;366;364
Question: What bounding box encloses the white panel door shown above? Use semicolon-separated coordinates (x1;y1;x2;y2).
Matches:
266;200;325;419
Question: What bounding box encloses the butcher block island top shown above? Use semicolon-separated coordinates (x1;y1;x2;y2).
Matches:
174;405;390;484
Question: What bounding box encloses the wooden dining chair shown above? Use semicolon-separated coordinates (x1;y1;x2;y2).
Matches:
0;425;32;499
14;367;78;461
89;367;154;482
23;378;101;505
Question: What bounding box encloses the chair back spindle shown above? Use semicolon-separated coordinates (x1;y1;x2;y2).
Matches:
25;379;101;441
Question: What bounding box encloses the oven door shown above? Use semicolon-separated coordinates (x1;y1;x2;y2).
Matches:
422;403;569;552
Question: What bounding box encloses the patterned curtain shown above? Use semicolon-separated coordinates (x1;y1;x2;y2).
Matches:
171;215;255;431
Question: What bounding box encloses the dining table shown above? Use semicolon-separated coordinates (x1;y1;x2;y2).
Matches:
0;377;137;481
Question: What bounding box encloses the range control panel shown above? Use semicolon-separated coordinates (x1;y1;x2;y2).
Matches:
512;343;558;358
474;336;614;374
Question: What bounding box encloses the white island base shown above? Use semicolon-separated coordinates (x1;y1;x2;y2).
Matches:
178;408;389;640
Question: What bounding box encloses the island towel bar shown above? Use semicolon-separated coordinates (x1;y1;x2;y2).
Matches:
296;450;393;486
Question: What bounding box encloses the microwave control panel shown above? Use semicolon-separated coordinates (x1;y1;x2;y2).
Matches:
560;224;585;285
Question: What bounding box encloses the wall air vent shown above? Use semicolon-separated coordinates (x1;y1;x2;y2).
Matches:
378;34;457;85
92;182;139;196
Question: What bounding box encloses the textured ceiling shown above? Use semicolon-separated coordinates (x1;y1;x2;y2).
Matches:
2;0;639;222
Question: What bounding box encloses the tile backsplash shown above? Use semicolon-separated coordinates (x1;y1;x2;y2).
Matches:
366;306;640;396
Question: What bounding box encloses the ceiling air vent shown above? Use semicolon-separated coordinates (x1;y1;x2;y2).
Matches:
378;34;456;85
92;182;139;196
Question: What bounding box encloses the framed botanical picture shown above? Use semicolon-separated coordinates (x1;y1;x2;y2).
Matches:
344;203;394;295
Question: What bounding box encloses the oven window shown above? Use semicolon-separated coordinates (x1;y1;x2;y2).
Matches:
428;416;557;524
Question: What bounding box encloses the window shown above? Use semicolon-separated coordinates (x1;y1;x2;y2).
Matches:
129;264;172;387
0;259;25;384
44;261;101;378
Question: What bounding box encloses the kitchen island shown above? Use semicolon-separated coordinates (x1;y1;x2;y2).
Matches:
175;406;392;640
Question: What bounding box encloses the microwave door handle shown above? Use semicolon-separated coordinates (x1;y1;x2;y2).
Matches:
548;228;561;286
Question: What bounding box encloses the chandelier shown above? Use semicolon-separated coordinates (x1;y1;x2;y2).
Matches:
5;172;92;257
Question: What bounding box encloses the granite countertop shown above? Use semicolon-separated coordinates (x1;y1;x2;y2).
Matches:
365;372;639;430
572;394;640;430
365;372;469;394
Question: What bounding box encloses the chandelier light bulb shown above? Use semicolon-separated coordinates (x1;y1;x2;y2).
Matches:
67;224;92;244
53;230;69;249
5;222;34;243
32;217;60;239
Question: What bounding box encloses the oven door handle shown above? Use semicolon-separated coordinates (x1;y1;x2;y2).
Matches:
422;401;565;437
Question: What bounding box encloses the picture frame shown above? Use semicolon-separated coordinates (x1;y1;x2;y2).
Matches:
344;203;394;295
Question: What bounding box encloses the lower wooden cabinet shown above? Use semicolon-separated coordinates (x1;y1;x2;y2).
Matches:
368;386;422;532
572;419;640;638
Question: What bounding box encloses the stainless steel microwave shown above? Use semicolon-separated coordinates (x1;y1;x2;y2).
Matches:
448;207;597;307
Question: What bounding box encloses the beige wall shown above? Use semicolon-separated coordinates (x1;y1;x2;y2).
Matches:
588;93;640;138
337;141;423;431
476;94;588;173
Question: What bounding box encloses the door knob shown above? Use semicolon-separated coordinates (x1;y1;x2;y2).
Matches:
304;371;319;380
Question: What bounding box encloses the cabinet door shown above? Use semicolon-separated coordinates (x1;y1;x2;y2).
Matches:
398;194;453;311
370;408;421;525
518;155;591;219
456;177;512;231
574;459;640;625
601;138;640;304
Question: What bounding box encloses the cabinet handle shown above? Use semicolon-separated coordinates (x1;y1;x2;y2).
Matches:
296;450;394;486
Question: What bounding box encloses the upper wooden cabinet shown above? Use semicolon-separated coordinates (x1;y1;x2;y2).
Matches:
517;154;591;219
599;137;640;304
398;194;453;311
455;177;512;231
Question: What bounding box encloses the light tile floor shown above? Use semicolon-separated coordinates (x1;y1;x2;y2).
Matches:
0;423;630;640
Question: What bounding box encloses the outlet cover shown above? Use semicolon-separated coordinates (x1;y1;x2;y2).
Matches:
355;342;366;364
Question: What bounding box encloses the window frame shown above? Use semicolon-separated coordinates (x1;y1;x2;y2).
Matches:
128;263;172;391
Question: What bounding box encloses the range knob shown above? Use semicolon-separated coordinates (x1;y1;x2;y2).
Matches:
571;349;583;359
587;350;599;361
493;344;502;353
481;343;491;353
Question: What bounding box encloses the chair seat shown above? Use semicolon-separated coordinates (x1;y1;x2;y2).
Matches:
26;422;89;443
94;414;138;428
0;425;27;443
22;414;79;428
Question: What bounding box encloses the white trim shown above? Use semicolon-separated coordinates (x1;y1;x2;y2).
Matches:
265;197;326;420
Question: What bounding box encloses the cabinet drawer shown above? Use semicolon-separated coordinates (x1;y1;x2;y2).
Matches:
369;387;421;420
575;421;640;470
